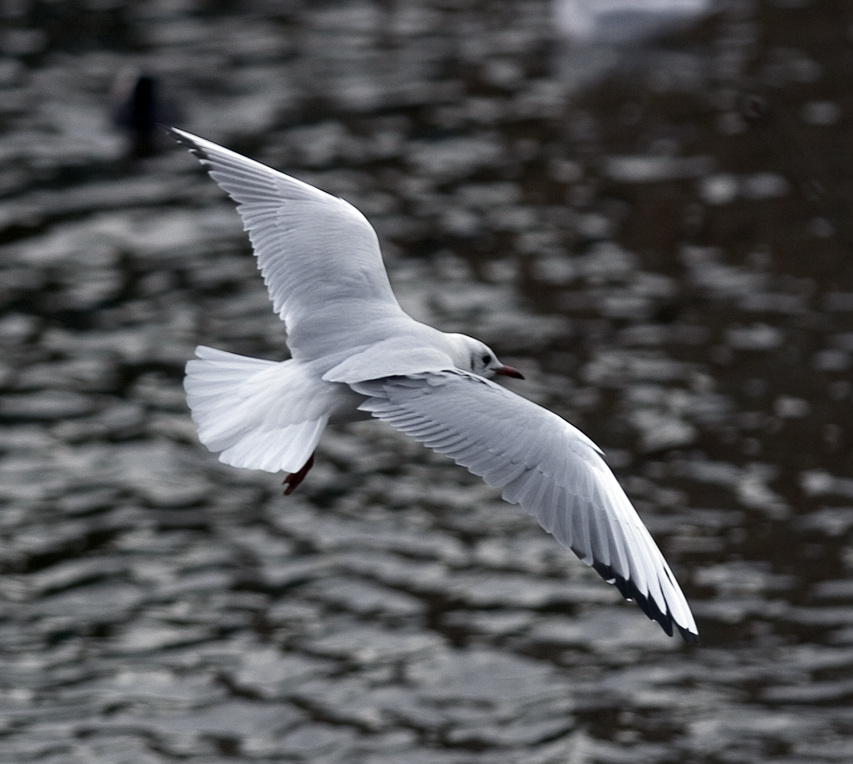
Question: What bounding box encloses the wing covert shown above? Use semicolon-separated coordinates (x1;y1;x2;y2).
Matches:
354;371;699;643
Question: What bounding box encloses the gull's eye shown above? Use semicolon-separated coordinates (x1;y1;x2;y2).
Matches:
481;354;491;364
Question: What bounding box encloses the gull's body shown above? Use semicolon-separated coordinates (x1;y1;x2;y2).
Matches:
172;128;699;643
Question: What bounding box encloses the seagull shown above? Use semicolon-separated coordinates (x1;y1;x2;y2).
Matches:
170;128;699;643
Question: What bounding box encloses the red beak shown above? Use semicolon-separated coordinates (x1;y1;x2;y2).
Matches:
495;364;525;379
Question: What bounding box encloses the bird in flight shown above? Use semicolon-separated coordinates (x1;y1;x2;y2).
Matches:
171;128;699;643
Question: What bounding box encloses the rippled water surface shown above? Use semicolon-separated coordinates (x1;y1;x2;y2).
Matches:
3;1;853;762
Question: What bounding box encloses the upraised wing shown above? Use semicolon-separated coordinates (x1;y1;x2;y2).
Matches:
170;128;406;358
354;371;699;642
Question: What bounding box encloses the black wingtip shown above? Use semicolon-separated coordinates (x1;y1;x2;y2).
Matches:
593;561;699;644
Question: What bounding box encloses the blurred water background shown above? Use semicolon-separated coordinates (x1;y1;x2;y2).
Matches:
3;0;853;761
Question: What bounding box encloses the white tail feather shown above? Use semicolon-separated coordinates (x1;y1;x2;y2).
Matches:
184;346;327;473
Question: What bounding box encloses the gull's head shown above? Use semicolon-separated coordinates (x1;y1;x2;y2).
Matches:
446;333;524;380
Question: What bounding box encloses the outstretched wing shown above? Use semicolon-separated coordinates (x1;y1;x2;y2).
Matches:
171;128;405;358
354;371;699;642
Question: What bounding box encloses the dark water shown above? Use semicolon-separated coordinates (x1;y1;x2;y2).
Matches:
2;0;853;761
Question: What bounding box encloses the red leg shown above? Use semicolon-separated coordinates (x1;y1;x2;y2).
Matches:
282;453;315;495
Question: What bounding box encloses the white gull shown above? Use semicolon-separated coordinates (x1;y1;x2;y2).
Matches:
170;128;699;643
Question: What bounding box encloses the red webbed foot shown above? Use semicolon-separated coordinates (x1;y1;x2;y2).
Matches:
282;453;315;495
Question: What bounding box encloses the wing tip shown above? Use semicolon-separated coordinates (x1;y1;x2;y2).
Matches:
166;126;213;164
593;561;700;644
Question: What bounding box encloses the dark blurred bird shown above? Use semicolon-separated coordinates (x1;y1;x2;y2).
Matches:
112;71;180;157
